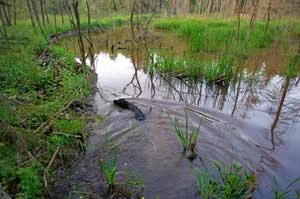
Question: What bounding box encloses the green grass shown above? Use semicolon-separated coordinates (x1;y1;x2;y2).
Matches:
0;15;130;198
153;17;298;54
152;17;300;82
168;109;200;159
287;51;300;78
16;161;42;199
152;52;234;84
195;161;256;199
272;177;300;199
99;135;119;192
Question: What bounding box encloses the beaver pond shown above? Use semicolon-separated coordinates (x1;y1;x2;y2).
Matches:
53;27;300;198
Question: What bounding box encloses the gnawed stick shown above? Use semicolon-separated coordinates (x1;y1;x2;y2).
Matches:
43;146;60;189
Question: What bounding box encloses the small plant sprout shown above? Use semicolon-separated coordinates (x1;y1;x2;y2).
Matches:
99;134;119;193
168;108;201;160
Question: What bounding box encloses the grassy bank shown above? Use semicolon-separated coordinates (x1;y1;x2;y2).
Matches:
152;17;300;82
0;15;130;198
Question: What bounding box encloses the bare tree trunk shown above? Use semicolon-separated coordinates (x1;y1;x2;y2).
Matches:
13;0;16;25
130;0;136;40
25;0;36;30
54;13;57;33
39;0;45;26
86;0;91;32
59;0;64;24
43;0;49;24
1;1;10;26
206;0;213;15
69;0;86;70
171;0;175;15
236;0;241;42
4;0;11;25
30;0;45;35
247;0;259;42
0;5;8;39
264;0;272;38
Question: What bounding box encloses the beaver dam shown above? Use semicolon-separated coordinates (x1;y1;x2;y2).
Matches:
50;25;300;199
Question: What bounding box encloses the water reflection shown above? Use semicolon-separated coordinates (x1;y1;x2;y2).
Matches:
91;48;300;149
56;28;300;197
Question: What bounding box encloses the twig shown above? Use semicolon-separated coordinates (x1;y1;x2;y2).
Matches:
19;151;48;166
53;132;82;138
47;147;60;170
43;146;60;189
33;99;80;134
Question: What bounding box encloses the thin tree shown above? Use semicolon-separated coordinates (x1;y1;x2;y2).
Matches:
25;0;36;30
39;0;45;26
59;0;64;24
0;4;8;39
4;0;11;25
86;0;91;33
30;0;45;36
69;0;86;70
236;0;241;42
1;0;10;26
13;0;16;25
130;0;136;40
246;0;259;42
43;0;49;24
264;0;272;38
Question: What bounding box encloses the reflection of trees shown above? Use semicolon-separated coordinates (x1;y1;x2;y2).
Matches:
123;47;142;97
269;77;290;150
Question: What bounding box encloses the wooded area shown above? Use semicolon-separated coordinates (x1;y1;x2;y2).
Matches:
1;0;300;198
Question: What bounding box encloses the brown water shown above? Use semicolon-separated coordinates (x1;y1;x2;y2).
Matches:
53;28;300;198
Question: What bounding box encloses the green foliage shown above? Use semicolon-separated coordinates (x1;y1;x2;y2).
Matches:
272;177;300;199
195;161;256;199
287;52;300;78
54;119;84;134
0;146;17;185
154;18;286;55
99;136;119;189
195;169;218;199
17;162;42;199
153;52;234;84
168;109;200;154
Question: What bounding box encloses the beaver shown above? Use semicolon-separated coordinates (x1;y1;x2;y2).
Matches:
113;98;146;121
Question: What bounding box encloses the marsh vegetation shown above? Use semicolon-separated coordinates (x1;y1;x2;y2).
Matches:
1;0;300;198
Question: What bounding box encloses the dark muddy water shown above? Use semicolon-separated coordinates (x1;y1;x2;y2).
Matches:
54;28;300;198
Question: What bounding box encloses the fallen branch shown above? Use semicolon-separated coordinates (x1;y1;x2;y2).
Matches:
19;151;48;166
43;146;60;189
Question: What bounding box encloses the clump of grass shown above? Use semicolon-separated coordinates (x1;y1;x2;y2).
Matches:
153;52;234;85
195;161;256;199
17;161;42;199
99;135;119;192
286;50;300;78
168;109;200;160
272;177;300;199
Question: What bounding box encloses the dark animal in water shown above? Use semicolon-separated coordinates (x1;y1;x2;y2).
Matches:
113;99;146;121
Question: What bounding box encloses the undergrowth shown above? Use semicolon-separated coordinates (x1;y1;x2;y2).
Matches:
0;15;130;198
152;17;300;83
195;161;256;199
